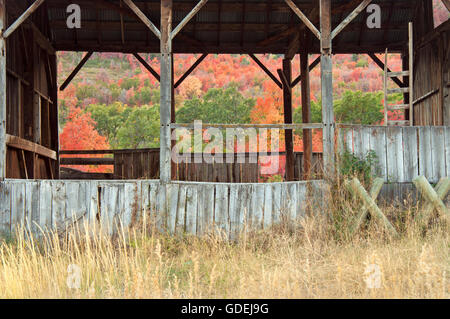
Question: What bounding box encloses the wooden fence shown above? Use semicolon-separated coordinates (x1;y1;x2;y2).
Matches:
61;150;324;182
338;125;449;184
0;179;328;238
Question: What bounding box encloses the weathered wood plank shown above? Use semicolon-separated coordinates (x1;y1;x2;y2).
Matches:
39;181;52;232
203;184;215;235
418;126;433;181
167;183;179;234
297;182;307;219
430;127;446;183
228;184;239;239
386;126;404;183
250;184;264;229
25;182;40;234
263;184;273;229
51;181;67;231
272;183;282;224
214;184;229;236
0;182;11;236
10;182;26;232
402;127;419;182
369;126;387;180
185;186;198;235
175;184;187;235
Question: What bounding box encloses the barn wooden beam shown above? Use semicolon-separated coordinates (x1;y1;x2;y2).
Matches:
300;47;312;180
1;0;45;39
284;0;321;40
0;0;5;179
249;54;282;89
123;0;161;39
60;52;94;91
320;0;335;176
368;53;404;88
282;59;295;181
172;0;208;39
174;53;208;88
291;55;320;88
133;53;160;82
331;0;372;40
160;0;173;183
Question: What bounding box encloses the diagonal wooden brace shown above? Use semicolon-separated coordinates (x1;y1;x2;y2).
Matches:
413;176;449;222
345;177;398;237
2;0;45;39
345;178;384;234
123;0;161;39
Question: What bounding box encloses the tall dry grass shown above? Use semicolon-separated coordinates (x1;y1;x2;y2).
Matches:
0;196;448;299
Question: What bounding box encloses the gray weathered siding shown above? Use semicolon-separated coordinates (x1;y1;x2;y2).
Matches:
0;180;328;238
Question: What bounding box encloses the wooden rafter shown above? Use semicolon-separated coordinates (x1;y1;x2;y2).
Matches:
172;0;208;39
133;53;160;82
284;0;321;40
174;54;208;88
331;0;372;40
2;0;45;39
249;54;282;89
60;52;94;91
123;0;161;39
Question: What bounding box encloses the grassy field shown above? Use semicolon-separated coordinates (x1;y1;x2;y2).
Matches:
0;201;448;299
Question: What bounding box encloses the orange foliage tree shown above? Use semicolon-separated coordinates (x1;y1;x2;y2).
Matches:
60;107;111;173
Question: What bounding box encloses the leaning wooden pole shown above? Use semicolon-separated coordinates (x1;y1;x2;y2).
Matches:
0;0;6;179
320;0;335;177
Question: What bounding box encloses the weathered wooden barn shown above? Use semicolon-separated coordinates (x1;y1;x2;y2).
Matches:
0;0;449;237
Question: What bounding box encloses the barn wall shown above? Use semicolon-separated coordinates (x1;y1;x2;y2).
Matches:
413;20;449;126
4;2;58;179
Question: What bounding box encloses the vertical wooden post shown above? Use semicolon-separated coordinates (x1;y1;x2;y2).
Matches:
0;0;6;179
159;0;173;228
170;53;177;179
402;51;410;123
320;0;335;177
408;22;413;126
160;0;173;184
300;42;312;180
283;58;294;181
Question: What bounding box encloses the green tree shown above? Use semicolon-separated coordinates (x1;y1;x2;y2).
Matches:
176;86;255;124
295;91;385;125
115;105;160;149
87;102;132;144
334;90;383;125
293;99;323;124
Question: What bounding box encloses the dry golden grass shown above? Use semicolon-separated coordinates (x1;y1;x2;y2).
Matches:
0;202;448;299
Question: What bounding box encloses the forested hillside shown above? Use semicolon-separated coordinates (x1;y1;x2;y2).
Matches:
58;52;403;152
58;0;449;155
